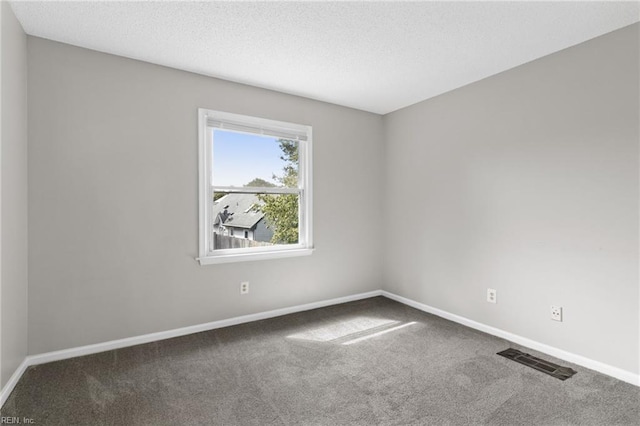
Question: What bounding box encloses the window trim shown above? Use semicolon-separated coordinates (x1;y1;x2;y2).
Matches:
197;109;313;265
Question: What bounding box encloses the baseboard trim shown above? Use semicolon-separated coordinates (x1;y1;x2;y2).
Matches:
2;287;637;408
28;290;383;366
0;289;382;408
381;290;639;387
0;357;29;409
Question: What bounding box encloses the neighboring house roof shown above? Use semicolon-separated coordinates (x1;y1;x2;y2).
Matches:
212;193;265;230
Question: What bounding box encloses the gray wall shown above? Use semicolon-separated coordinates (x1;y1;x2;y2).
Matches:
20;20;640;379
1;2;28;388
27;37;384;354
383;24;639;374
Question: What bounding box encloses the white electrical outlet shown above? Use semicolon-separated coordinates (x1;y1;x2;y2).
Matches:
551;305;562;322
240;281;249;295
487;288;497;304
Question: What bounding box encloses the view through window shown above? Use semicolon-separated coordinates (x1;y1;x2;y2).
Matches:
212;131;300;250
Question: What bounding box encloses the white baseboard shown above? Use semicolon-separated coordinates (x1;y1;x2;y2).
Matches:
27;290;382;367
0;357;29;409
2;287;637;408
381;290;640;387
1;289;382;408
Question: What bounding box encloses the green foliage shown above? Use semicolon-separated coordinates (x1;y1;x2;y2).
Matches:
257;139;299;244
258;193;299;244
276;139;299;188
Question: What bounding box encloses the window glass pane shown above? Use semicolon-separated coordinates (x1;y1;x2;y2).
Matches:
212;130;299;188
212;192;299;250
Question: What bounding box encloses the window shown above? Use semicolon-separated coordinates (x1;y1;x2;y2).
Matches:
198;109;313;264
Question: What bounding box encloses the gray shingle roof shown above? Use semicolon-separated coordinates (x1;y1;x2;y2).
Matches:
212;193;265;229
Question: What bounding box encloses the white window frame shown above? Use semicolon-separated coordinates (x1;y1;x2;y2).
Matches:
197;109;313;265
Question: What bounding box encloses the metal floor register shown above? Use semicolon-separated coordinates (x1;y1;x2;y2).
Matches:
497;348;577;381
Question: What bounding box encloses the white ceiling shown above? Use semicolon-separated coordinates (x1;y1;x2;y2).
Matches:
9;1;640;115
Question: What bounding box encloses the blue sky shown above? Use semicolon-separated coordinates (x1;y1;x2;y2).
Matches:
212;129;287;187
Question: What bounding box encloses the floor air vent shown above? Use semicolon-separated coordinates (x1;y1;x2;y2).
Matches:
497;348;577;381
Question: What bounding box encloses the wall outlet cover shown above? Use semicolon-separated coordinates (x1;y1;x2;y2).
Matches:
487;288;497;304
551;305;562;322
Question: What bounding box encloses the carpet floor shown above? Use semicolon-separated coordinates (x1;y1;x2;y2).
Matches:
2;296;639;425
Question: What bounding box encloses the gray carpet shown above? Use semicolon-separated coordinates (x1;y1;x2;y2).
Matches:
2;297;639;425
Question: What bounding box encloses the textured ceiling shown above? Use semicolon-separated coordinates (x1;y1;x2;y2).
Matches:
9;1;640;114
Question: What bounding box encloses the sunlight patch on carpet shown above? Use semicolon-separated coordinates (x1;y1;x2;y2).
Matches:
287;317;400;343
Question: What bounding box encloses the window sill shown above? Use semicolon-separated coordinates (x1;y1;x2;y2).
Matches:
197;248;314;265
